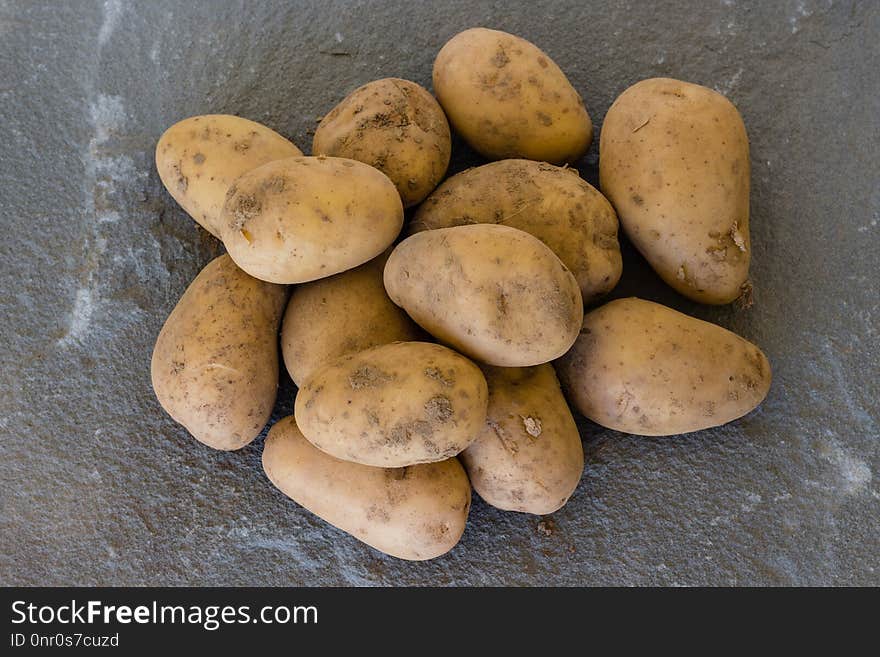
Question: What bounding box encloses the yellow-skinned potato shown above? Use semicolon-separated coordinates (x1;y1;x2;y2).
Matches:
151;255;287;450
410;159;622;304
219;156;403;284
155;115;302;237
280;252;423;386
263;416;471;561
433;27;592;164
384;225;583;367
295;342;488;467
600;78;751;304
555;298;771;436
313;78;451;207
461;364;584;515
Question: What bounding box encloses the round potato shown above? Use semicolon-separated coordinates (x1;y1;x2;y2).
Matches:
600;78;751;304
219;156;403;284
295;342;488;467
313;78;451;207
151;255;287;450
384;224;583;367
280;252;423;386
433;27;592;164
410;159;622;304
155;114;302;237
555;297;771;435
263;416;471;561
461;364;584;515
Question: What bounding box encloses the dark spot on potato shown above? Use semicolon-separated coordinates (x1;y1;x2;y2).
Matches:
229;193;261;230
193;152;205;165
424;395;453;422
631;193;644;206
536;111;553;126
492;47;510;68
424;367;455;387
537;56;548;68
349;366;392;389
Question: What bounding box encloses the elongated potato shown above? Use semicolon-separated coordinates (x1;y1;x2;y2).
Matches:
219;156;403;284
263;416;471;561
280;252;423;386
461;364;584;514
313;78;451;207
600;78;750;304
295;342;488;467
151;255;287;450
555;297;771;435
433;28;592;163
384;224;583;367
410;159;622;304
155;114;302;237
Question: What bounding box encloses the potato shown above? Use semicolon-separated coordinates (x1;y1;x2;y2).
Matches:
433;27;592;164
384;224;583;367
555;297;771;435
280;252;423;386
219;156;403;284
155;114;302;237
599;78;751;304
151;255;287;450
263;416;471;561
410;159;622;304
294;342;488;467
313;78;451;207
460;364;584;515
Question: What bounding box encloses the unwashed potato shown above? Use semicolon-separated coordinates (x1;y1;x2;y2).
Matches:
410;159;622;304
600;78;751;304
219;156;403;284
433;27;592;164
555;297;771;435
313;78;451;207
295;342;488;467
460;364;584;515
151;255;287;450
155;114;302;237
280;251;423;386
384;224;583;367
263;416;471;561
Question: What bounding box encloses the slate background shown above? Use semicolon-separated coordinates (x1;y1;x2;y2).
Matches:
1;0;877;585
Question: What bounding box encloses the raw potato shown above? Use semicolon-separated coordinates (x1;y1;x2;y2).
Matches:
280;252;422;386
155;114;302;237
219;156;403;284
461;364;584;515
295;342;488;467
151;255;287;450
263;416;471;561
555;297;771;436
384;224;583;367
433;27;592;164
410;159;622;304
600;78;751;304
313;78;451;207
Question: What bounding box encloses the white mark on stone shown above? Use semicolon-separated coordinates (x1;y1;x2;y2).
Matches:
714;67;743;95
334;32;343;43
825;439;872;495
857;212;878;233
788;0;813;34
98;0;123;46
59;288;95;346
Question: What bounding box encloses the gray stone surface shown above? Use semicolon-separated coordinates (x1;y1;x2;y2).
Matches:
1;0;878;586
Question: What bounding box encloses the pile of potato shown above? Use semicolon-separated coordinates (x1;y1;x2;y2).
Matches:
152;27;771;561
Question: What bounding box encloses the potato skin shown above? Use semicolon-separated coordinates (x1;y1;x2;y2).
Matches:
263;417;470;561
280;252;423;386
433;28;592;164
313;78;451;207
219;156;403;284
294;342;488;467
555;298;771;436
384;225;584;367
155;115;302;237
599;78;750;304
410;159;622;304
461;364;584;515
150;255;287;450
